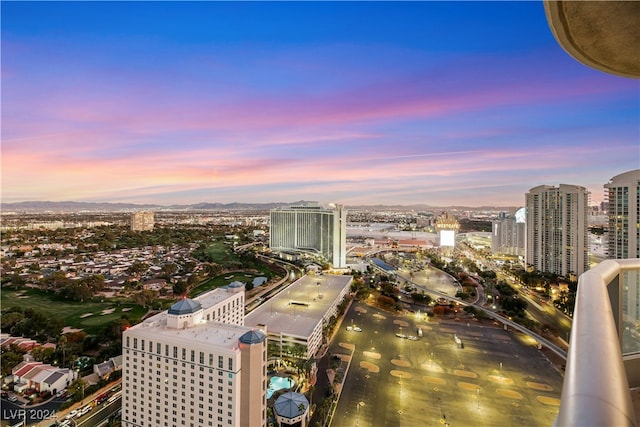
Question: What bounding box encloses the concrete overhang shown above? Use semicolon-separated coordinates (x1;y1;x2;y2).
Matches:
544;1;640;79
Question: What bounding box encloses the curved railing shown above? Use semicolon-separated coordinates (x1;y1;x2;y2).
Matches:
555;259;640;427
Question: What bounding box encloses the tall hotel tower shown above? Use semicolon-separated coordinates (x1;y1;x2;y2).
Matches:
269;203;347;267
525;184;589;279
491;209;526;257
122;284;267;427
605;169;640;259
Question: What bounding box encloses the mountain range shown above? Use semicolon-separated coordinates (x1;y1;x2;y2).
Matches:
0;200;519;213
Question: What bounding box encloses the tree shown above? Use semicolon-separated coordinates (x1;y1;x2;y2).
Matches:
1;344;26;376
60;281;93;302
59;335;68;368
133;290;159;309
173;281;188;296
31;346;56;364
161;263;178;279
127;261;149;276
69;378;87;402
45;271;69;289
500;296;527;316
82;274;105;292
307;384;315;408
1;309;25;332
377;295;396;309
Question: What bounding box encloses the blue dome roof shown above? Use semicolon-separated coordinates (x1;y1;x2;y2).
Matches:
168;298;202;315
239;329;266;345
228;281;245;288
274;392;308;419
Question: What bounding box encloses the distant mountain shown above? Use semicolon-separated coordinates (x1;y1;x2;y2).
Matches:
0;200;318;213
1;200;519;213
0;201;162;213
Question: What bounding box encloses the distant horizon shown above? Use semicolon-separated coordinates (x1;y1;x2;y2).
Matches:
2;2;638;207
1;198;524;210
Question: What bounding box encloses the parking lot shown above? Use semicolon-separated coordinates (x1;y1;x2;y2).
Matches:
329;301;563;427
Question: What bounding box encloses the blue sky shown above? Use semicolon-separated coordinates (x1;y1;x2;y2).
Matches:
2;1;638;207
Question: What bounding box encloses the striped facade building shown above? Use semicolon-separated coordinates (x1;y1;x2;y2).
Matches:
269;203;346;267
605;169;640;259
525;184;589;279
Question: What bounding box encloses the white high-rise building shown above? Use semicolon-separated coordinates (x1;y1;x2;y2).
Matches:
269;203;346;267
605;169;640;259
122;284;267;427
525;184;589;279
491;209;526;257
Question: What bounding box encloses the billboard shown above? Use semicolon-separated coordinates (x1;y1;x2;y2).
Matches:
440;229;456;247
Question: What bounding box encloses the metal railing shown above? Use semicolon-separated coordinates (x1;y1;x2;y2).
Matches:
555;259;640;427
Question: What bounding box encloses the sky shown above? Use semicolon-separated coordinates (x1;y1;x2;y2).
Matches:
2;1;639;208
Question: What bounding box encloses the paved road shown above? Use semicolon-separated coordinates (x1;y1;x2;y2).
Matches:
1;395;66;426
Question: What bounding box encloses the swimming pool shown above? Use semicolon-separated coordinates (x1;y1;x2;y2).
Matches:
266;376;295;399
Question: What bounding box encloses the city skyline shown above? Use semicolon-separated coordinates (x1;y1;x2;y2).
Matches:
2;2;638;207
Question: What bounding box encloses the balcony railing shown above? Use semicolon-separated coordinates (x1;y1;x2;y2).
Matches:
555;258;640;427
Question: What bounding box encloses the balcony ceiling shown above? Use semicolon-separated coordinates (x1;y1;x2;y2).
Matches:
544;1;640;79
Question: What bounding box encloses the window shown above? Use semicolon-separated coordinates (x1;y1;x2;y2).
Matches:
218;356;223;369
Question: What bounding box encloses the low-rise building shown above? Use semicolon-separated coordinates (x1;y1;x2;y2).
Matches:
244;274;352;359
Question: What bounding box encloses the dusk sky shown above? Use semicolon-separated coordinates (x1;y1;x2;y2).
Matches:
2;1;638;208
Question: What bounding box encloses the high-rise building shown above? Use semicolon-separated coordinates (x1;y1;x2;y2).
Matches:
122;284;267;427
491;209;526;257
269;203;346;267
605;169;640;259
525;184;589;279
131;211;154;231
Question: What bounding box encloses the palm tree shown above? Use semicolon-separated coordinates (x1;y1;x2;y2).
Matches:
297;402;306;417
307;384;315;408
58;335;67;368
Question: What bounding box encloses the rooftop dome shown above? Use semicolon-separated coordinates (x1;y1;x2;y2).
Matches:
168;298;202;315
228;281;245;289
239;329;266;345
274;391;309;419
